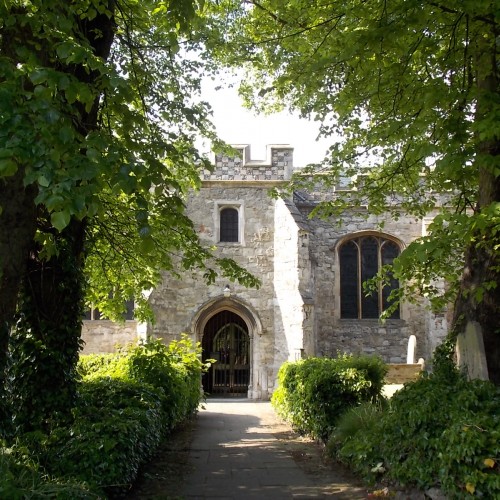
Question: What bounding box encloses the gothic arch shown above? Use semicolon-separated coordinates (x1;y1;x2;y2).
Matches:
191;295;263;397
333;231;405;320
191;295;263;341
333;230;405;253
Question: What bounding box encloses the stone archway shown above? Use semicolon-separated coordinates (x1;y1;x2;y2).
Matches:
201;310;250;396
192;296;263;399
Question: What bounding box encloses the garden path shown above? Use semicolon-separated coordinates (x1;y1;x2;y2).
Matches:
127;399;368;499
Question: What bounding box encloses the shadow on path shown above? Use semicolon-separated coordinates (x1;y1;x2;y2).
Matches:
126;399;368;499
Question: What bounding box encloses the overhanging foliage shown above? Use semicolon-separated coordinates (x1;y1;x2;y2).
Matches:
203;0;500;310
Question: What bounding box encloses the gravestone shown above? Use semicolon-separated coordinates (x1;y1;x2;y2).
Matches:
456;321;489;380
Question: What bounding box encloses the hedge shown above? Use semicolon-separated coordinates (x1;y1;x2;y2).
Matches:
331;347;500;498
3;336;207;498
271;354;387;441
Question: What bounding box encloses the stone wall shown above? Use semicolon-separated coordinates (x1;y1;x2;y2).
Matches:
145;146;296;398
82;143;450;397
81;320;139;354
299;205;435;363
148;182;279;341
273;198;305;367
147;177;283;398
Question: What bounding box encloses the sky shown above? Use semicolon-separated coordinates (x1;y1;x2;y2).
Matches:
201;80;332;169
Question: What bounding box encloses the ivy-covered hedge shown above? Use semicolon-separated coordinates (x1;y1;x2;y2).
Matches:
2;336;207;498
271;354;387;441
330;357;500;498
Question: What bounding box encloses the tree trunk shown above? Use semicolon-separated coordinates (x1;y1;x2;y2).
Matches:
0;169;37;430
9;220;87;432
0;1;116;431
453;232;500;384
452;19;500;384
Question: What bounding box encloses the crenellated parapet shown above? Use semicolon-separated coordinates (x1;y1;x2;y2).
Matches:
203;144;293;181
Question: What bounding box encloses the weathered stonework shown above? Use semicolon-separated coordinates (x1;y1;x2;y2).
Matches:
82;144;448;399
81;320;140;354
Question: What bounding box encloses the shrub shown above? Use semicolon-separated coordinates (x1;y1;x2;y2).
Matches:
37;378;165;496
333;366;500;498
0;445;96;499
271;354;387;441
327;400;386;454
124;337;203;428
76;351;126;380
78;336;205;429
7;335;208;497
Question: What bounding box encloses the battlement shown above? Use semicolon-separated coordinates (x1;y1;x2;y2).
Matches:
203;144;294;181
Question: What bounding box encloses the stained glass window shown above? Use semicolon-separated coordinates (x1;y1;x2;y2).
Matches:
340;240;359;318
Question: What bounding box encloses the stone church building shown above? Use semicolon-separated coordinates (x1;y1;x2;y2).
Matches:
82;144;448;399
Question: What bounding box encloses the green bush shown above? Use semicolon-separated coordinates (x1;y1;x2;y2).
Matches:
271;354;387;441
37;378;165;496
79;337;205;429
333;367;500;498
76;351;126;380
0;445;96;499
4;336;208;497
327;400;386;452
123;337;203;428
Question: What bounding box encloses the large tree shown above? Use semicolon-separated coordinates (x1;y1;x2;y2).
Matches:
206;1;500;381
0;0;258;432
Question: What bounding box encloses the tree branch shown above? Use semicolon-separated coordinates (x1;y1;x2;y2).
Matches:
427;1;497;26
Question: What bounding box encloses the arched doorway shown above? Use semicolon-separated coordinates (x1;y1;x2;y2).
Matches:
202;310;250;397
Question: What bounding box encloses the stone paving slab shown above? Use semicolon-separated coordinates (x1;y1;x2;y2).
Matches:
180;399;367;499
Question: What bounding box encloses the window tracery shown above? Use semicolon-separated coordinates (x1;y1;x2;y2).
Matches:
339;235;400;319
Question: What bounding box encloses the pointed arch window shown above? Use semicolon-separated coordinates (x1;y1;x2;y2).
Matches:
339;235;400;319
220;207;239;242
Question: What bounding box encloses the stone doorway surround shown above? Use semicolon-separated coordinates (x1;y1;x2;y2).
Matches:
191;295;265;399
201;310;250;396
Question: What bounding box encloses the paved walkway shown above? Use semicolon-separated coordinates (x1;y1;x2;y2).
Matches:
180;399;367;499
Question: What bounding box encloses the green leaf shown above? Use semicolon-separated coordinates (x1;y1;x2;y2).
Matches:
140;235;155;253
44;194;65;211
56;41;75;61
51;210;71;231
38;175;50;187
86;148;100;161
58;126;74;144
0;158;18;177
29;69;48;85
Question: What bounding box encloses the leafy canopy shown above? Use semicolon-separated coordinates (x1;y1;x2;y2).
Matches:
204;0;500;310
0;0;259;321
